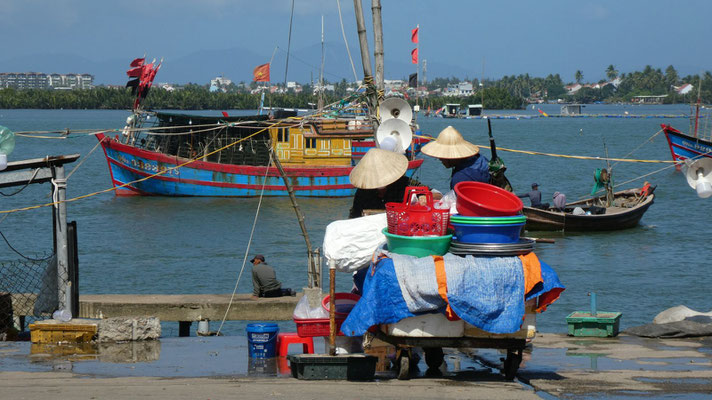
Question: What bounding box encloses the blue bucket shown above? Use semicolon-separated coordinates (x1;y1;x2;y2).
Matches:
246;323;280;358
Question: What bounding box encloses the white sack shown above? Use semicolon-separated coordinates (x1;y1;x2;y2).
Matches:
323;213;387;273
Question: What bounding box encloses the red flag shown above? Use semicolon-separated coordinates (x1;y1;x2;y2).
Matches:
410;48;418;64
130;58;145;68
411;27;419;44
253;63;270;82
126;66;143;77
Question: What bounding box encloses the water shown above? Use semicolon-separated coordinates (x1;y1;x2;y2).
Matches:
1;105;711;337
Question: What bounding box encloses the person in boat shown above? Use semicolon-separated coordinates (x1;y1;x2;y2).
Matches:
518;183;550;209
553;191;566;211
250;254;295;299
420;126;490;189
348;148;434;218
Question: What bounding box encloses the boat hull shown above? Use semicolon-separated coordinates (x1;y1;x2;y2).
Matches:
97;133;424;197
523;191;654;232
662;124;712;163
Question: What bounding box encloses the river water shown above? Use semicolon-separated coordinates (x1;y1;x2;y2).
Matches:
1;104;711;337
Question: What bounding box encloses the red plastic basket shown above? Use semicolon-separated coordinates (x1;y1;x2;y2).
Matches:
294;318;345;337
385;186;450;236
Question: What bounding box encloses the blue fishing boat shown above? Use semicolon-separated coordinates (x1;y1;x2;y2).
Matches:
662;124;712;164
97;111;423;197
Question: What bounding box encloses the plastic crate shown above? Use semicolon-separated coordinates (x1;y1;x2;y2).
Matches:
288;354;377;380
29;320;98;343
386;186;449;236
566;311;622;337
294;318;345;337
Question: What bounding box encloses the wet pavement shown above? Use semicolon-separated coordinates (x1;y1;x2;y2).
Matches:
2;333;712;399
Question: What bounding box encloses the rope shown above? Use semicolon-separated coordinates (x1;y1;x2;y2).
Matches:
479;144;676;164
66;135;107;180
215;150;273;336
0;168;39;197
610;129;664;170
336;0;359;82
0;230;54;261
0;119;300;215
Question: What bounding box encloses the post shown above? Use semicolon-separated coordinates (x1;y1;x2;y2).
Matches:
589;292;597;316
53;165;69;312
328;259;336;356
270;148;318;288
371;0;384;91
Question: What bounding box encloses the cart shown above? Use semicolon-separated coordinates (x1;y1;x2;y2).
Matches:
372;308;535;380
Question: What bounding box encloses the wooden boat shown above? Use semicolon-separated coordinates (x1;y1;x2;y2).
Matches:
661;123;712;164
523;186;655;231
97;110;423;197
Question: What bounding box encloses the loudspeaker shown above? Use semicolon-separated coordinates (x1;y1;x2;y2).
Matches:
375;119;413;154
685;157;712;198
379;97;413;124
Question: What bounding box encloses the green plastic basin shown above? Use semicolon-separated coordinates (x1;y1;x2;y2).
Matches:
382;228;452;257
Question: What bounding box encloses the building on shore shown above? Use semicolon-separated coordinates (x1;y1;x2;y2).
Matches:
1;72;94;90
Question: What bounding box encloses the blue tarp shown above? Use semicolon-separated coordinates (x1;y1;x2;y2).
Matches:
340;255;564;337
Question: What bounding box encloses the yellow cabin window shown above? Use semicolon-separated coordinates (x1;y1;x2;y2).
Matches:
277;128;289;142
305;138;316;149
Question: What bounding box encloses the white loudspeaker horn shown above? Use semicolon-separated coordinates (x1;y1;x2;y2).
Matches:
375;119;413;154
685;157;712;198
379;97;413;123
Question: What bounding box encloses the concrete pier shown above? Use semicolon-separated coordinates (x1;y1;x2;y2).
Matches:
78;294;300;329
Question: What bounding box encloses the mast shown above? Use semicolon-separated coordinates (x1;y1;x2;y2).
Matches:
318;15;325;111
353;0;379;130
372;0;385;92
414;24;420;121
284;0;296;88
694;75;702;138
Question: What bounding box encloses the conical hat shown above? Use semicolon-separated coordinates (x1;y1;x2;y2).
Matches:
349;148;408;189
421;126;479;159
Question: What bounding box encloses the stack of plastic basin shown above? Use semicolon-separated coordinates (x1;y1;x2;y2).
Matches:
453;182;524;244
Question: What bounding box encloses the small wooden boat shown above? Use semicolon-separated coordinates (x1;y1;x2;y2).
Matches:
523;186;655;231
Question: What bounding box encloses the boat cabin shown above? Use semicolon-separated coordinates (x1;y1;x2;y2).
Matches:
444;104;461;118
560;104;583;115
466;104;483;116
128;112;372;169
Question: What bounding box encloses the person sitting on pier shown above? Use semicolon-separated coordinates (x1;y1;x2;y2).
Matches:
518;183;550;209
420;126;490;189
250;255;295;299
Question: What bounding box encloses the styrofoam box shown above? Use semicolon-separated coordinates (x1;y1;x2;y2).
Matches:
383;313;464;337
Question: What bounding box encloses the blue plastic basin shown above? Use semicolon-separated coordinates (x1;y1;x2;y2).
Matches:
450;221;524;244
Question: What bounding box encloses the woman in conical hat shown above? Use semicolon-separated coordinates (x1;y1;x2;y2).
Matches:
348;148;419;218
421;125;490;189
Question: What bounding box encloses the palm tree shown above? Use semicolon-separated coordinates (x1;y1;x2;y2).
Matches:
605;65;618;81
575;70;583;84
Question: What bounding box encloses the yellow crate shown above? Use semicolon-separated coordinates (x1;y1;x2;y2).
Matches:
29;320;97;343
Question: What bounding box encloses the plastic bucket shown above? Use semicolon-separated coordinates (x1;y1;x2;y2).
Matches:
382;228;452;257
321;293;361;317
246;323;280;358
451;222;525;244
454;181;523;217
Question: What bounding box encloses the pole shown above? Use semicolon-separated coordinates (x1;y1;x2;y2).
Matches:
284;0;295;88
318;15;325;111
371;0;384;91
270;147;318;288
415;24;420;122
353;0;379;130
53;166;69;312
328;260;336;356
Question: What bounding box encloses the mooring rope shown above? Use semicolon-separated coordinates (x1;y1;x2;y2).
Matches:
215;152;273;336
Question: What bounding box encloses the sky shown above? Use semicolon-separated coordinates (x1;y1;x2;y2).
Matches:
2;0;711;85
